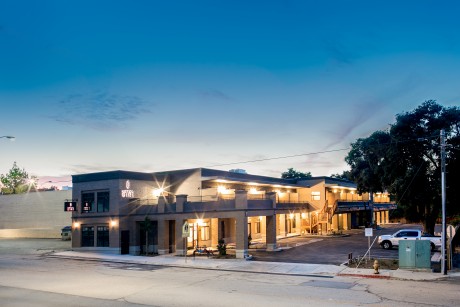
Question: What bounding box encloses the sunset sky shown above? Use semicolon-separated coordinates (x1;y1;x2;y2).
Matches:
1;1;459;188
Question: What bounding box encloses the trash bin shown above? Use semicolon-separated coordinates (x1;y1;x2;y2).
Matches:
61;226;72;241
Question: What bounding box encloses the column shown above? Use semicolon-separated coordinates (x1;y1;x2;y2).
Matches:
235;190;248;209
235;213;248;259
266;191;277;209
158;197;165;214
343;213;349;230
176;195;187;213
279;214;286;237
295;213;301;234
376;211;381;225
331;214;338;231
157;220;169;255
175;218;186;256
266;215;277;251
385;211;389;224
211;218;219;248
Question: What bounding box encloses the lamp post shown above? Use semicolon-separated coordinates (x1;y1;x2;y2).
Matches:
440;129;447;275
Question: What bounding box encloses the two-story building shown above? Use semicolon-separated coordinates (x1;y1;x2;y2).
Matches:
70;168;396;258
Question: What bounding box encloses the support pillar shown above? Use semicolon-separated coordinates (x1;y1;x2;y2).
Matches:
279;214;286;237
295;213;301;234
157;220;169;255
343;213;349;230
211;218;219;249
235;213;248;259
175;218;186;256
331;214;338;231
266;215;277;251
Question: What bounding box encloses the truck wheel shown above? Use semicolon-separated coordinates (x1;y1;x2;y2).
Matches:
382;241;392;250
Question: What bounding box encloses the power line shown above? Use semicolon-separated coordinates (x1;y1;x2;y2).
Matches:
206;148;351;167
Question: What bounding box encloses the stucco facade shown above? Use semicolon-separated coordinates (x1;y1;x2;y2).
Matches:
70;168;395;258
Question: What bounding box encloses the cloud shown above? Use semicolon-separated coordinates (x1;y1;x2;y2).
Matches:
198;89;234;102
51;90;152;131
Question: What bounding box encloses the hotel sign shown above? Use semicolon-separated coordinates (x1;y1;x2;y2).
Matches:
64;201;76;212
121;180;134;198
82;202;92;212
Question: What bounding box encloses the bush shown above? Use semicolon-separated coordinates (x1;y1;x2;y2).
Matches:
217;239;227;256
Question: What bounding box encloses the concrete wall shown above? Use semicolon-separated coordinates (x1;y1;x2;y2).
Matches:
0;190;72;238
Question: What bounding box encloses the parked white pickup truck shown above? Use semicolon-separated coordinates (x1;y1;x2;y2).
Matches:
378;229;441;251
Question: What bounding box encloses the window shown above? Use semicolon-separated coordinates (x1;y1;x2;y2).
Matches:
311;191;321;201
81;191;110;213
82;226;94;247
97;192;110;212
97;226;110;247
82;193;95;213
200;223;210;241
255;221;261;234
407;231;418;237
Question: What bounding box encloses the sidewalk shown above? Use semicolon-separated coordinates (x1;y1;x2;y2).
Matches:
50;251;460;281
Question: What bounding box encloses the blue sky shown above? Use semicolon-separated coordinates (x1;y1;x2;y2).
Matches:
1;1;459;187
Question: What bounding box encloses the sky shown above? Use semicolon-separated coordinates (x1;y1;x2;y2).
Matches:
1;0;460;188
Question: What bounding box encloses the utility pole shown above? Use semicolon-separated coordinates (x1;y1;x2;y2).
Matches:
440;129;447;275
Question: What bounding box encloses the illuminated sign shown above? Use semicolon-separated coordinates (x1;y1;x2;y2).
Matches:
82;202;92;212
121;180;134;198
64;201;76;212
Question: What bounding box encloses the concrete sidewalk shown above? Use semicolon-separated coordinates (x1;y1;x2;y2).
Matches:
50;251;460;281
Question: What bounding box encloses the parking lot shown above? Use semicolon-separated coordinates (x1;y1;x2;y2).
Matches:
250;224;423;265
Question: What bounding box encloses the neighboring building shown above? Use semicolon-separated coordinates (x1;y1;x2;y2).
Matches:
0;190;72;238
70;168;396;258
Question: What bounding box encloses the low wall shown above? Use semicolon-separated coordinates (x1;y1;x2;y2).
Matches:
0;190;72;238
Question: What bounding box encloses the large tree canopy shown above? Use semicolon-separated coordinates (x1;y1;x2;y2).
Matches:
0;162;35;194
281;168;312;179
345;101;460;234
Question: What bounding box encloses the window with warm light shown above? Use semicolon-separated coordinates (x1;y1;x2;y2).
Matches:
311;191;321;201
200;222;210;241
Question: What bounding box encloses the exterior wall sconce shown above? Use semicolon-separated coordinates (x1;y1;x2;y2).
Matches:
73;221;80;228
111;220;117;228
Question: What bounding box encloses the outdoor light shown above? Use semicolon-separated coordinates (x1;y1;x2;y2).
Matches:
301;213;307;219
249;187;257;194
217;185;227;194
73;221;80;228
111;220;117;227
289;213;294;219
153;188;164;197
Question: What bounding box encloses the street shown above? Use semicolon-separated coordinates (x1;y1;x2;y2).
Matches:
0;237;459;306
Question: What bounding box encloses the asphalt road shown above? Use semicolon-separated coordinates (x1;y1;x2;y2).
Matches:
0;236;459;306
250;224;423;264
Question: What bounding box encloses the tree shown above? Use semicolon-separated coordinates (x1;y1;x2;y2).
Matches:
345;100;460;234
0;162;35;194
281;168;312;179
330;171;352;180
141;216;153;255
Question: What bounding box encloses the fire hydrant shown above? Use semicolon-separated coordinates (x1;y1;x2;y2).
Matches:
373;260;380;274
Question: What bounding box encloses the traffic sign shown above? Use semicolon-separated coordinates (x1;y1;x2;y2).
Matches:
182;221;190;238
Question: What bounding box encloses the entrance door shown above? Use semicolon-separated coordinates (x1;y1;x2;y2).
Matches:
120;230;129;254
